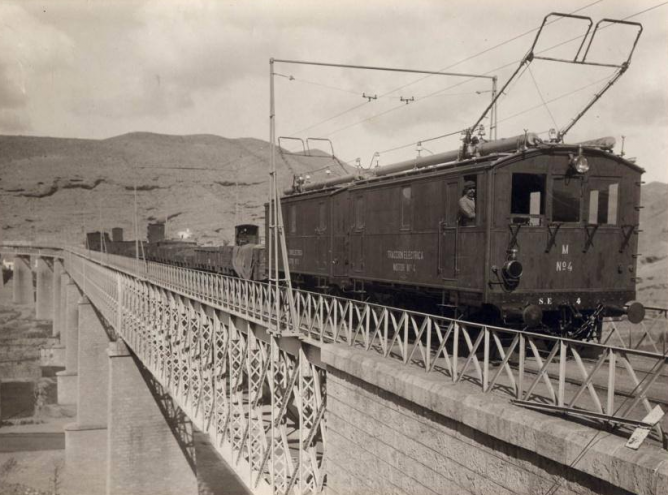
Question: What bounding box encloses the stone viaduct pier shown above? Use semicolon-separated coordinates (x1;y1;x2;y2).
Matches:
1;243;666;495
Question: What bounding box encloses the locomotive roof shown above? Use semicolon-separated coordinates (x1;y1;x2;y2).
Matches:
281;140;643;201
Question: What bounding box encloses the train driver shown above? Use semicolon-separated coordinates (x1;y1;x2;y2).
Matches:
459;180;476;226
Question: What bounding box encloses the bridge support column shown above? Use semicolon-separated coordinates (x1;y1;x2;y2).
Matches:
51;260;63;337
107;340;198;495
12;255;33;305
56;280;80;405
64;296;111;495
35;257;54;320
58;272;70;340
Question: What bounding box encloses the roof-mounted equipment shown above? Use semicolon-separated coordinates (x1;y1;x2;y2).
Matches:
466;13;642;147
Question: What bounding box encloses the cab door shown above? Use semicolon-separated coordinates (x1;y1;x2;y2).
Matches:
350;194;365;273
439;181;458;279
331;192;348;277
315;200;328;272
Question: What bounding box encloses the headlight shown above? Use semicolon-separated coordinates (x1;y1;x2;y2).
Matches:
503;260;523;279
574;155;589;173
570;145;589;174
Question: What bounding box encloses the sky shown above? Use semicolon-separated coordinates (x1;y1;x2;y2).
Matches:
1;0;667;182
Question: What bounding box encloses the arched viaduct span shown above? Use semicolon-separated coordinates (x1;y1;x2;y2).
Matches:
1;243;667;495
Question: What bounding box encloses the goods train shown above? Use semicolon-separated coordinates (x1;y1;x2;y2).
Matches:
86;13;646;339
87;132;646;339
86;222;265;282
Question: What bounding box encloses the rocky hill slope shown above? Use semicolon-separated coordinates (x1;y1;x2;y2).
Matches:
0;132;352;246
0;133;665;306
636;181;668;307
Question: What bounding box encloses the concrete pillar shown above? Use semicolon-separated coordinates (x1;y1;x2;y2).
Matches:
56;280;80;405
107;341;198;495
12;255;33;305
36;257;54;320
59;272;70;342
64;296;110;495
64;281;80;373
52;260;63;337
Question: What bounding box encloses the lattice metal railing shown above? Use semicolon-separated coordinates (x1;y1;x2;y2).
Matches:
2;242;666;452
61;249;326;495
61;246;668;447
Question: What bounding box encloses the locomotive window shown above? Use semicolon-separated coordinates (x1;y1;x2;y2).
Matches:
354;195;365;230
289;205;297;234
608;184;619;225
458;175;477;227
552;177;581;223
510;173;545;226
401;186;412;229
588;183;619;225
319;202;326;231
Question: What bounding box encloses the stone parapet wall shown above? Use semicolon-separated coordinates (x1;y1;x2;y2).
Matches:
321;345;668;495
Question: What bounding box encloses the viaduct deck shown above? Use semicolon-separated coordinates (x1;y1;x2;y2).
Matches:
1;243;666;495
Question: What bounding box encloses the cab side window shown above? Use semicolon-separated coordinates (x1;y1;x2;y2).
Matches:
289;204;297;234
354;195;365;230
458;175;477;227
552;177;582;223
318;202;326;231
401;186;412;230
510;173;546;226
588;182;619;225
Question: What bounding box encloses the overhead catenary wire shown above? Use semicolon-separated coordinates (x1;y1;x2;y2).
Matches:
324;1;667;160
278;70;487;101
528;66;559;131
284;0;604;140
323;1;665;148
275;72;361;96
373;0;606;99
281;61;494;138
495;72;615;126
340;68;613;165
323;32;596;139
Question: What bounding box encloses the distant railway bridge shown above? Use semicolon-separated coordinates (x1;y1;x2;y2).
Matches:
1;242;667;495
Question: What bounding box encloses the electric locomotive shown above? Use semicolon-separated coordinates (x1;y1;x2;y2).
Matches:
275;11;646;338
279;133;645;338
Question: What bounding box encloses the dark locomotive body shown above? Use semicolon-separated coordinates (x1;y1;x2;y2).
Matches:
279;139;643;335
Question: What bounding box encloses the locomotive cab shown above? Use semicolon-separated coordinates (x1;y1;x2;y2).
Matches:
488;143;644;337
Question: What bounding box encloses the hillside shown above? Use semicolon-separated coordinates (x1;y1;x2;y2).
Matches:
0;132;352;246
0;133;665;306
637;181;668;307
